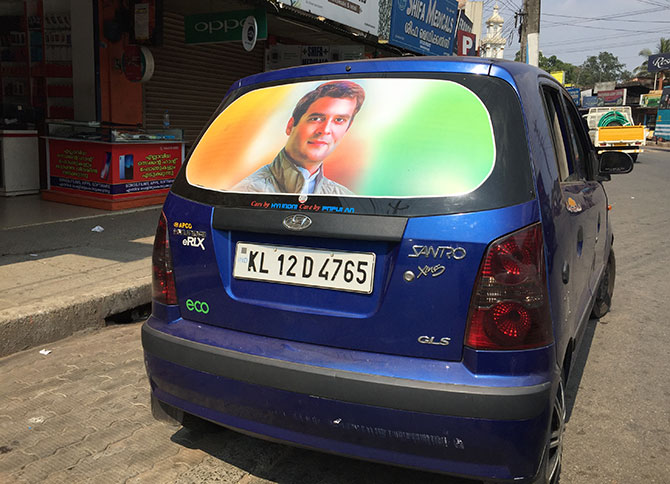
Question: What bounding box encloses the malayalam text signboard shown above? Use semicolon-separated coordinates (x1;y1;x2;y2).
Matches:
48;140;182;198
389;0;459;56
566;87;581;106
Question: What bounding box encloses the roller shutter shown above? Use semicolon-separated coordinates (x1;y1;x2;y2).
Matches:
144;11;265;147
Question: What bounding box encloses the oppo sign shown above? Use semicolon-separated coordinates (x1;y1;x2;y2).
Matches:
185;9;267;45
194;19;243;34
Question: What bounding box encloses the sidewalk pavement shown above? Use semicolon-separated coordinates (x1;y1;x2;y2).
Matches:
0;195;161;357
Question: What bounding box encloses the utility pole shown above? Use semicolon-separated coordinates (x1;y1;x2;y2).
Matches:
517;2;527;64
526;0;541;67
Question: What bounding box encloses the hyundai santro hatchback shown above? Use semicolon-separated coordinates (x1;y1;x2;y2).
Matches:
142;57;632;483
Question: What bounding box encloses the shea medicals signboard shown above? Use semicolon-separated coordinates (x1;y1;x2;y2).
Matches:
389;0;459;56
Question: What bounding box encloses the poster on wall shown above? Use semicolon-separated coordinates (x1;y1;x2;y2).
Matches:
186;78;496;198
278;0;379;35
48;140;182;197
597;88;627;106
388;0;459;56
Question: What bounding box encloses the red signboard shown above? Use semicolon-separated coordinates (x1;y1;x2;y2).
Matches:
48;139;182;199
597;89;626;107
456;31;476;56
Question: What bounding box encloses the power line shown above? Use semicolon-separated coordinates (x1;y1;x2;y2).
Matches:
634;0;670;7
543;13;670;24
543;30;668;48
542;21;669;34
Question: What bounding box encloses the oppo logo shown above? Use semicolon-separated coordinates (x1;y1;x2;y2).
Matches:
186;299;209;314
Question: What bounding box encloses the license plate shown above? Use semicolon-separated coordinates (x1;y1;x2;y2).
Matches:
233;242;375;294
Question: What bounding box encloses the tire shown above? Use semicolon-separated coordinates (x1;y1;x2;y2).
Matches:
531;379;565;484
591;249;616;319
631;153;638;163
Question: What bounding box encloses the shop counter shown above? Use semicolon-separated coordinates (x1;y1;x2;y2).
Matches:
42;137;184;210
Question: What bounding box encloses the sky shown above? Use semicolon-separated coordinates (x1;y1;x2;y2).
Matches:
481;0;670;74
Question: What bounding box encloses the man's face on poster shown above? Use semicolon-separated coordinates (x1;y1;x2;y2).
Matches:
284;96;357;169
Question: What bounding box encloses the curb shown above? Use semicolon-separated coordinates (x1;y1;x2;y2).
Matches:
0;280;151;358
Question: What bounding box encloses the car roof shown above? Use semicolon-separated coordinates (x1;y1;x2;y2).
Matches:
229;56;553;95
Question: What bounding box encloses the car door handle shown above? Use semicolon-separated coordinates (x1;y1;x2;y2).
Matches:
562;261;570;284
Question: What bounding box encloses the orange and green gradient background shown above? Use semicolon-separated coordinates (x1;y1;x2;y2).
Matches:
186;78;496;197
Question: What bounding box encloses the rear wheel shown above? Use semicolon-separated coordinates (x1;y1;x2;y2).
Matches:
530;379;565;484
591;249;616;319
631;153;639;163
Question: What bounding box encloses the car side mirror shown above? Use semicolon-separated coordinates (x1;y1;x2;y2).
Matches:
599;151;634;175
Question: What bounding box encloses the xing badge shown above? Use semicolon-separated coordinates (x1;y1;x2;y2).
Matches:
417;264;445;278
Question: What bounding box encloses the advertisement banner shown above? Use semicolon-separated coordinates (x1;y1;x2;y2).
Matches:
597;88;626;107
265;44;365;70
186;78;496;198
48;140;182;198
582;96;599;108
566;87;581;106
656;86;670;141
457;10;473;33
640;92;661;108
456;30;476;56
278;0;379;35
647;53;670;73
594;81;616;93
550;71;565;84
184;10;267;44
389;0;459;56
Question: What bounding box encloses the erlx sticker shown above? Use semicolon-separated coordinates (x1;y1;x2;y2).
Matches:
182;236;205;250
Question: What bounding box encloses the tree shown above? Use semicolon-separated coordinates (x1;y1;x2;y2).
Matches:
576;52;631;87
539;54;579;84
514;51;579;84
634;37;670;78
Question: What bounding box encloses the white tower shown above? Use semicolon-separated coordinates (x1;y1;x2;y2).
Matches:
481;4;506;59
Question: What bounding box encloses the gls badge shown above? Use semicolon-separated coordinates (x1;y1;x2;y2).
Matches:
418;335;451;346
183;236;205;250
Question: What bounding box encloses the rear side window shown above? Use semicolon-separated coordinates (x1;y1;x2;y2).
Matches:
172;73;534;217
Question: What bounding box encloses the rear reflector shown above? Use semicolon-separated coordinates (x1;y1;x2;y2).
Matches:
152;212;177;305
465;223;553;350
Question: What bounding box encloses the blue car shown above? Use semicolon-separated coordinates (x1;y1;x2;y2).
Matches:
142;57;632;483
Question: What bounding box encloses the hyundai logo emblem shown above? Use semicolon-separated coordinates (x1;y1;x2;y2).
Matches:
283;213;312;231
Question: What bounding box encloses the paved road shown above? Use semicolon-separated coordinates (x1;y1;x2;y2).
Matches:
1;150;669;483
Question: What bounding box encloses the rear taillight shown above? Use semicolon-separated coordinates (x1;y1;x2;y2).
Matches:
465;223;553;350
152;212;177;305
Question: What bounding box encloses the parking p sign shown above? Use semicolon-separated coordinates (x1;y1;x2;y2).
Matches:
457;31;476;56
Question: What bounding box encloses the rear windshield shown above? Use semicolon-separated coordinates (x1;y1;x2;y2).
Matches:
171;73;534;217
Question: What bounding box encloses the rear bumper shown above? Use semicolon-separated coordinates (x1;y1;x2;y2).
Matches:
142;318;554;481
